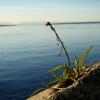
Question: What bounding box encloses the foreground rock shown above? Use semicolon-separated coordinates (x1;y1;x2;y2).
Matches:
27;62;100;100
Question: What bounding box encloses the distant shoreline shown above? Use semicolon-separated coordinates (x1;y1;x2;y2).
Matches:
0;22;100;26
53;21;100;25
0;25;16;27
21;21;100;25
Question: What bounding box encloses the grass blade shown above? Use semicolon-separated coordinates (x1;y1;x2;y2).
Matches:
79;46;93;67
51;65;66;82
74;56;79;71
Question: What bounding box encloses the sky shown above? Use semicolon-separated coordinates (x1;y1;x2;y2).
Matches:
0;0;100;23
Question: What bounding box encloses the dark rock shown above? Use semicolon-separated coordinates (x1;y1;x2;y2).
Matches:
27;63;100;100
49;62;100;100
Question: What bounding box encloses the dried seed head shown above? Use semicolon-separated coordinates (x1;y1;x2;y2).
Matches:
46;22;51;26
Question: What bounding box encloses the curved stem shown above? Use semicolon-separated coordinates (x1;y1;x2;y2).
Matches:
46;22;71;67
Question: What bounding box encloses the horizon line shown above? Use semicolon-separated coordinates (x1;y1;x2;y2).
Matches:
0;21;100;25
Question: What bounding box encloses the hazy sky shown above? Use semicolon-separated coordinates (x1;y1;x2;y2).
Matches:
0;0;100;23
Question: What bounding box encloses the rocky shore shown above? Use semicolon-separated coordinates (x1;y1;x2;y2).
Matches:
27;62;100;100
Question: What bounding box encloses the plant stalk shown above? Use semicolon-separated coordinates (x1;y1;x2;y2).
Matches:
46;22;71;67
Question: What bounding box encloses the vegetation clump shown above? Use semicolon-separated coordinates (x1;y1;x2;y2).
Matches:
46;22;93;89
30;22;93;97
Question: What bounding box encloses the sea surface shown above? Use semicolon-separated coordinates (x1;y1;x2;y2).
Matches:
0;23;100;100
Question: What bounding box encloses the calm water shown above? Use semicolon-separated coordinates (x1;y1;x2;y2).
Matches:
0;24;100;100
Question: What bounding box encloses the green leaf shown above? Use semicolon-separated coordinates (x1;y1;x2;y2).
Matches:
74;56;79;70
81;66;86;71
51;65;66;82
79;46;93;67
51;65;65;72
